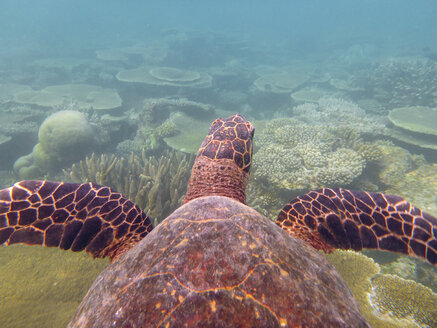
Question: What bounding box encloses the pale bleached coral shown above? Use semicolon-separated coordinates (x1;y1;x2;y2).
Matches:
13;110;96;178
368;56;437;108
116;66;212;88
381;257;437;295
388;106;437;150
292;97;387;133
14;84;122;110
387;162;437;216
253;119;366;190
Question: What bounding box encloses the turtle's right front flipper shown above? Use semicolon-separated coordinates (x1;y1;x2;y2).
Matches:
0;180;153;260
276;188;437;265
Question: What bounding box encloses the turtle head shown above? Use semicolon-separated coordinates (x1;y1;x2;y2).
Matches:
184;114;254;204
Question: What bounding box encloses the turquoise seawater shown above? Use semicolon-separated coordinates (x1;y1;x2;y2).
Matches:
0;1;436;327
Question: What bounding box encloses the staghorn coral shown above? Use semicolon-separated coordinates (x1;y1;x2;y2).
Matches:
326;250;428;328
370;274;437;328
64;150;195;223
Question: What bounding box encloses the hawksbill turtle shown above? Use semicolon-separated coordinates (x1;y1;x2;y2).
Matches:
1;114;436;327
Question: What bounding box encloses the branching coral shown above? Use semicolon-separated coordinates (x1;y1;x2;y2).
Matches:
326;250;433;328
368;57;437;108
291;97;387;133
253;119;367;190
64;150;195;223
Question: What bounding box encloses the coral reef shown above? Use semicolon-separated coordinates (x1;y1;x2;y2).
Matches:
370;274;437;328
376;140;415;186
367;57;437;108
290;87;330;103
116;66;212;88
136;98;221;153
388;106;437;150
13;110;96;179
14;84;122;110
386;163;437;215
326;250;433;328
291;97;387;133
139;97;215;127
253;118;370;190
65;150;195;223
95;44;167;63
381;257;437;294
253;71;309;93
0;83;32;103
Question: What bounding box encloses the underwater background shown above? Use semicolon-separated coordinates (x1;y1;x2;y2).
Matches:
1;0;437;327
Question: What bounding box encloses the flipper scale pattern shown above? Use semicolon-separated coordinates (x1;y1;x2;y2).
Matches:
0;180;153;259
276;188;437;265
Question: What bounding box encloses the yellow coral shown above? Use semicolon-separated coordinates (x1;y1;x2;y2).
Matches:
325;250;426;328
370;274;437;327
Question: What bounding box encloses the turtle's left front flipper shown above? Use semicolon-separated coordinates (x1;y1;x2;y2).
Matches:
0;180;153;260
276;188;437;265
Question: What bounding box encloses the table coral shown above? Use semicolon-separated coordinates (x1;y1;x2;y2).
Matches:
370;274;437;328
326;250;433;328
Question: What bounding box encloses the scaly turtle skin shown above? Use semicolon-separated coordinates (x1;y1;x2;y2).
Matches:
1;114;436;327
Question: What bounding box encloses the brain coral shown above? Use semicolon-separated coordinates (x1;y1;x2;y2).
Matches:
253;119;365;190
13;110;96;178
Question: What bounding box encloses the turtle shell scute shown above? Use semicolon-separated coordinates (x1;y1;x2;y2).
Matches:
69;196;370;328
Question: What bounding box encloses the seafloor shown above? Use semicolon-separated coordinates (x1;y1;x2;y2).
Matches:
1;31;437;328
